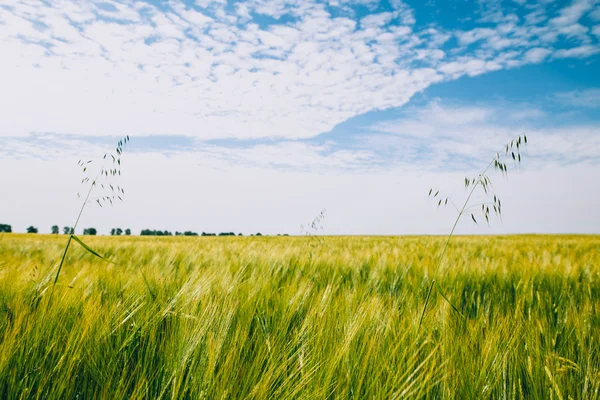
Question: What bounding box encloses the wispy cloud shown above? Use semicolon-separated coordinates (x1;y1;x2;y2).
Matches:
4;97;598;175
364;100;600;169
0;0;598;141
555;88;600;107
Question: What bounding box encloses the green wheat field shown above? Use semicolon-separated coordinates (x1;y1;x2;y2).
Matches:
0;233;599;399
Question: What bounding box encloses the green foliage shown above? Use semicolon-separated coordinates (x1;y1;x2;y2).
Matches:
71;235;114;264
174;231;201;237
141;229;173;236
0;234;598;399
51;225;59;234
0;224;11;233
125;228;131;236
26;226;38;234
63;226;74;235
83;227;97;236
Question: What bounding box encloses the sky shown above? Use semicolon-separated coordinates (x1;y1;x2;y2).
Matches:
1;0;599;236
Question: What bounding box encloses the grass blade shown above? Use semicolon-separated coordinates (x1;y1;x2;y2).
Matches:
72;235;115;264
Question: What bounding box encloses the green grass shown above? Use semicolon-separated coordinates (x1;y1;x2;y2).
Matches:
0;234;599;399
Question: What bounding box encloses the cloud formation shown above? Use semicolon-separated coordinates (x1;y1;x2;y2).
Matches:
1;0;599;140
555;88;600;108
3;98;599;176
364;100;600;170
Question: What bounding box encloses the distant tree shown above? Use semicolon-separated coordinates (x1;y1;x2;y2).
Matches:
125;229;131;236
140;229;172;236
83;227;97;235
63;226;74;235
51;225;60;234
26;226;38;234
238;233;243;236
110;228;116;236
0;224;12;233
183;231;198;236
110;228;123;236
255;232;262;236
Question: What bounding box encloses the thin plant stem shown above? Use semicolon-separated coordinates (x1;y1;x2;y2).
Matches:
46;135;130;309
419;156;497;327
52;165;105;289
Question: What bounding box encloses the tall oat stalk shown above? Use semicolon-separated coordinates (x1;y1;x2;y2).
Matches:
50;136;130;294
419;135;528;327
301;209;326;262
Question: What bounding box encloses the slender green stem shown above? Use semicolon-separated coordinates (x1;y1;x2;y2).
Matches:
45;137;130;310
419;156;497;327
72;167;105;233
53;235;72;287
51;163;105;290
463;202;495;212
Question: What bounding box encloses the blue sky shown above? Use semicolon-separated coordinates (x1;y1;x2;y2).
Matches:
1;0;599;235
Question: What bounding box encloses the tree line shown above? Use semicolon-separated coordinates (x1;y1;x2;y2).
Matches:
139;230;252;237
0;224;278;237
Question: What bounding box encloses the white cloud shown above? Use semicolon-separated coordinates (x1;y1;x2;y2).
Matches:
555;88;600;107
360;12;394;28
547;0;599;41
455;0;599;58
0;0;598;141
549;0;597;27
553;45;600;58
509;108;547;120
438;58;503;78
523;47;552;63
456;28;497;46
366;100;600;168
195;0;227;9
524;6;548;25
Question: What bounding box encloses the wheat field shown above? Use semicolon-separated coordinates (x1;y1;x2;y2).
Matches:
0;233;599;399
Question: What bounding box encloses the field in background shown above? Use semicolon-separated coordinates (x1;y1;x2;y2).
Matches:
0;234;599;398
